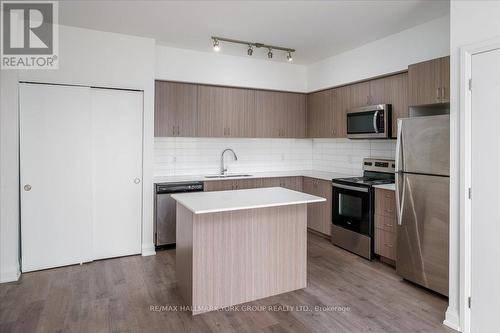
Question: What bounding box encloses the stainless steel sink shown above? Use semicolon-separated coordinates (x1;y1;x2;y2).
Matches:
204;174;252;179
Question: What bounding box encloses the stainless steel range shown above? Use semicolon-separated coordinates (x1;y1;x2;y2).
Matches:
331;158;395;259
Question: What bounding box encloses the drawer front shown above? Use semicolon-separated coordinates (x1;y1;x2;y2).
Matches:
374;214;396;233
375;188;396;218
375;228;396;260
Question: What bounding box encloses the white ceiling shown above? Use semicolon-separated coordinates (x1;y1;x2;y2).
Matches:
58;0;450;65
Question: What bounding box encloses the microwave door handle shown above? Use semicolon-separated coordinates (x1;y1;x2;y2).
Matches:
373;110;379;133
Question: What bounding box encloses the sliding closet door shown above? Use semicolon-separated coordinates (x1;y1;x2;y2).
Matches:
91;88;143;260
20;83;93;272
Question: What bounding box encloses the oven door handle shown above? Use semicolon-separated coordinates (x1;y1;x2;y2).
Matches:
373;110;380;133
332;183;369;193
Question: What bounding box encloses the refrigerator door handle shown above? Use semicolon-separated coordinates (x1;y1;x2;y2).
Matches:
395;118;403;172
395;173;405;226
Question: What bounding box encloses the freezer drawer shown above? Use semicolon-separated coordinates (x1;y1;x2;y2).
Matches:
396;173;449;296
396;115;449;176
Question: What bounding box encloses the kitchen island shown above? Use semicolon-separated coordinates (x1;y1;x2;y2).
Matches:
171;187;325;315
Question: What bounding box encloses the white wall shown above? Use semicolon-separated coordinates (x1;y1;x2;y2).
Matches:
156;45;307;92
307;15;450;92
0;24;157;281
449;1;500;331
0;70;20;283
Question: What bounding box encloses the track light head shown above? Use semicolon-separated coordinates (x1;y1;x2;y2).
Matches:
287;51;293;62
213;38;220;52
247;45;253;56
267;48;273;59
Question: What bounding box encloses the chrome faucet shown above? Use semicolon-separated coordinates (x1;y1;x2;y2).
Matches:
220;148;238;175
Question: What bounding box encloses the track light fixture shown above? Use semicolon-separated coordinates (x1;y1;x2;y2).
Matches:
212;38;220;52
211;36;295;62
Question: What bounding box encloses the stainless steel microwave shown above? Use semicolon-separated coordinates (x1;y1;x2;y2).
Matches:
347;104;391;139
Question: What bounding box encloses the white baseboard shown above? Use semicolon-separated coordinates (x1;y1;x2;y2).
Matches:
444;306;461;332
141;243;156;256
0;266;21;284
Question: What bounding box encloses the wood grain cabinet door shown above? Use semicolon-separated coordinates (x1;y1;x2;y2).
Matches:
408;58;441;106
349;81;371;109
307;89;334;138
197;85;226;137
332;86;350;138
303;177;332;235
223;87;256;137
204;180;234;191
154;81;198;137
255;90;282;138
439;56;450;103
367;74;408;138
279;176;303;191
284;93;306;138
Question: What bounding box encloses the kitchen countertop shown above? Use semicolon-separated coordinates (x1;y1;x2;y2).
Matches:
373;183;395;191
153;170;355;184
171;187;326;214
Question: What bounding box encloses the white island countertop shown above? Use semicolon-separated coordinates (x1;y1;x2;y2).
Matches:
171;187;326;214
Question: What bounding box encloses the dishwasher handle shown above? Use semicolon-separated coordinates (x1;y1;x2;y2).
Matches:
156;182;204;194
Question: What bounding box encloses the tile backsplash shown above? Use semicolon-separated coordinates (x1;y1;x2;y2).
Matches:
312;138;397;176
154;137;313;176
154;137;396;177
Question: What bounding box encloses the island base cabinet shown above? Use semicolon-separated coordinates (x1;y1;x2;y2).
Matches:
176;203;307;315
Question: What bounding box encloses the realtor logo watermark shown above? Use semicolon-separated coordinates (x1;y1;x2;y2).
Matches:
1;0;58;69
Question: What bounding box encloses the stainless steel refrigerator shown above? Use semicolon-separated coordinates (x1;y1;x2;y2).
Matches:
395;114;449;296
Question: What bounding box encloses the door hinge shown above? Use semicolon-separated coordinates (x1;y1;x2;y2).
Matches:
468;78;472;91
468;187;472;199
468;296;472;308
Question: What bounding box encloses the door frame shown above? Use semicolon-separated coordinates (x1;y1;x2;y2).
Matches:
460;37;500;333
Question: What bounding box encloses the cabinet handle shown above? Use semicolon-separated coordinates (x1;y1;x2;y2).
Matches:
384;223;393;227
384;243;393;248
177;126;180;136
442;87;445;100
385;209;393;213
227;127;230;136
172;125;176;136
436;87;441;101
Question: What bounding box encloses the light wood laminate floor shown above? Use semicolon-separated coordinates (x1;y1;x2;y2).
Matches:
0;233;456;333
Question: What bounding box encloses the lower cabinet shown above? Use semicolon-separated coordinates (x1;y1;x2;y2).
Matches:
204;175;330;236
374;188;397;262
302;177;332;236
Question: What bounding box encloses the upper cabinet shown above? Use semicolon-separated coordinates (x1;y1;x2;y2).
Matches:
255;90;306;138
349;81;371;108
332;86;350;138
408;56;450;106
155;81;305;138
155;81;198;137
368;73;408;138
306;89;334;138
197;85;255;137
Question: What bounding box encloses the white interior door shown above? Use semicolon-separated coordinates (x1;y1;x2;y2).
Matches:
20;83;93;272
471;47;500;332
91;88;143;260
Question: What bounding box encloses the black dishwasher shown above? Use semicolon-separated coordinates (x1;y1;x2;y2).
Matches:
155;182;204;248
